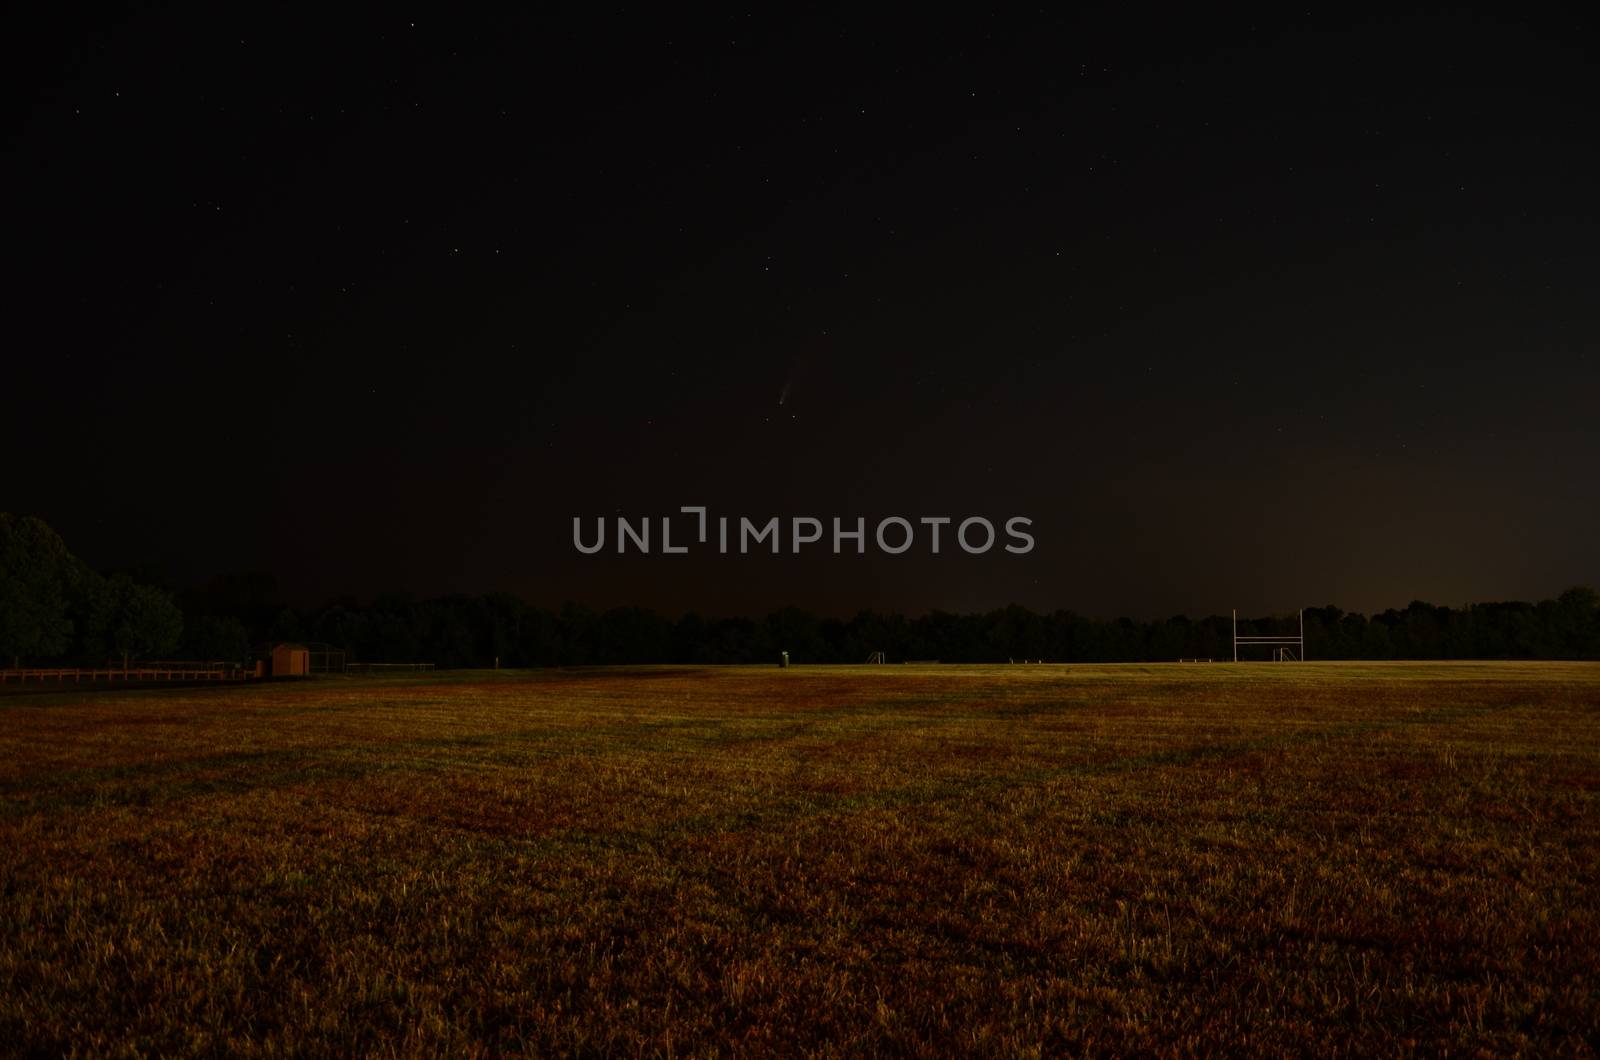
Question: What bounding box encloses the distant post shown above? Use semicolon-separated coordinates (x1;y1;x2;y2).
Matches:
779;651;789;669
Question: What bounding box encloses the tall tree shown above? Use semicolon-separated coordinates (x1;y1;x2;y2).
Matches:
0;513;75;667
108;575;184;670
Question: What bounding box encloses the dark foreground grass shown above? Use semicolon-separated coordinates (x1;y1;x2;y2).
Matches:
1;662;1597;1055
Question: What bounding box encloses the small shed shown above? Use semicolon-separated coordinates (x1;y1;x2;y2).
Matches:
269;643;311;677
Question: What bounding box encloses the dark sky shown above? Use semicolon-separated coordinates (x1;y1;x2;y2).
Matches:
5;7;1596;619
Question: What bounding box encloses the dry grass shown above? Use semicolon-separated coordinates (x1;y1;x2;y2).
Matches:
1;662;1597;1055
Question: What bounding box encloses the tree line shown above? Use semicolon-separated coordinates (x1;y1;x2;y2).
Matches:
0;514;183;668
4;514;1598;667
240;591;1600;666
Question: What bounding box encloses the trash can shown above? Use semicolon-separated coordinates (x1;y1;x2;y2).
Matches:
779;651;789;668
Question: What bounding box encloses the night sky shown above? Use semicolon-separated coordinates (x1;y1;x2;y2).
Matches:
6;8;1597;619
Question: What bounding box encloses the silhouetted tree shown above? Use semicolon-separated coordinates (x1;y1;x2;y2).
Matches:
107;575;183;669
0;514;76;666
183;615;250;663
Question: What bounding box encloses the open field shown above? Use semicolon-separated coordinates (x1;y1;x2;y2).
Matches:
2;663;1597;1055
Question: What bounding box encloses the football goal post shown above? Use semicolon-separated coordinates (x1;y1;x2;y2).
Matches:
1232;609;1305;662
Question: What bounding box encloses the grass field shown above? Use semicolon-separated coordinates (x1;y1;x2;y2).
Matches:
2;663;1597;1055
